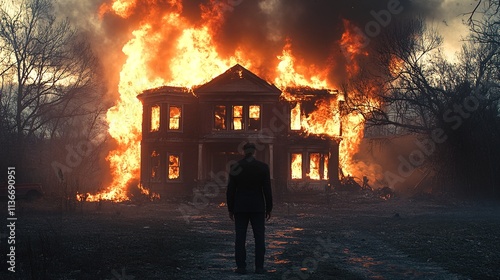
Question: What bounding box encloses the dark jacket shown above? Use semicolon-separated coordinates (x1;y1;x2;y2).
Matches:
226;155;273;213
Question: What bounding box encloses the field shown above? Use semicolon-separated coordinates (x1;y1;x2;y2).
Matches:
1;192;499;279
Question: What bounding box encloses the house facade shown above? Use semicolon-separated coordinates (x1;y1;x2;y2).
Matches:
137;64;341;196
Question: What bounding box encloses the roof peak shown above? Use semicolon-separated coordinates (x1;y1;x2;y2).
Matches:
195;64;281;94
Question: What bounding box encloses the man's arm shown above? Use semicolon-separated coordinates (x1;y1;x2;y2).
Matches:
263;164;273;214
226;163;239;214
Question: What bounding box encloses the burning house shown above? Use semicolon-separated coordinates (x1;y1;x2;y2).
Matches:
137;64;342;196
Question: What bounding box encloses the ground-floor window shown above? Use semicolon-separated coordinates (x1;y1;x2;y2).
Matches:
150;150;161;181
291;152;329;180
168;154;181;180
291;153;302;179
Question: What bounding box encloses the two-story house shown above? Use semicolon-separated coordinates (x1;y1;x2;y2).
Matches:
137;64;341;196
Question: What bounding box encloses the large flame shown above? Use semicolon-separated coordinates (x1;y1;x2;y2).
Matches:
82;2;383;201
275;40;329;89
338;20;382;184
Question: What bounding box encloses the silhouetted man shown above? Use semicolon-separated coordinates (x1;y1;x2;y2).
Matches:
227;142;273;275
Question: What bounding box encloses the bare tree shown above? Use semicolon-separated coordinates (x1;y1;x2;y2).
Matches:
358;16;500;197
0;0;108;192
0;0;100;144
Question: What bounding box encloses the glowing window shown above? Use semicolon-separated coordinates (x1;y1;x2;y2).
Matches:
168;154;180;180
323;154;329;179
150;150;160;182
290;103;301;130
232;105;243;130
248;105;261;130
150;105;160;132
169;106;181;130
309;153;321;180
214;105;226;130
291;153;302;179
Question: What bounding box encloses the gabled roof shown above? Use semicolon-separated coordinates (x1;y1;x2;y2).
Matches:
195;64;282;95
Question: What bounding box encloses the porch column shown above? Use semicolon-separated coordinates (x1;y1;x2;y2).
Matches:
269;144;274;179
328;140;340;186
197;143;203;180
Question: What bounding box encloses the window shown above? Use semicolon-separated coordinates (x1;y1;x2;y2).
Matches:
150;150;160;182
232;105;243;130
150;105;160;132
248;105;261;130
214;105;226;130
323;154;329;179
291;153;302;179
169;105;181;130
291;152;329;180
168;154;180;180
308;153;321;180
290;103;301;130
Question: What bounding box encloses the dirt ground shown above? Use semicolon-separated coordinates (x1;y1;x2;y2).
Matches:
1;191;500;280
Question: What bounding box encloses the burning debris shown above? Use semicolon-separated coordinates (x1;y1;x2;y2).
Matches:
337;173;395;200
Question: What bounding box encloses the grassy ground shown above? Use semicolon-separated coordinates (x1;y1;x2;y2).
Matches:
0;192;499;279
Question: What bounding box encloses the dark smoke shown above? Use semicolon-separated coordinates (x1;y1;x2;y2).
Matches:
54;0;472;90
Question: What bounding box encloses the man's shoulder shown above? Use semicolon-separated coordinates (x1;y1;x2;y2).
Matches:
252;159;269;170
238;157;269;168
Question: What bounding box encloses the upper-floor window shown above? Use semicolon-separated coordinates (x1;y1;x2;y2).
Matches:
248;105;261;130
214;105;226;130
232;105;244;130
169;105;181;130
150;105;161;132
214;104;263;131
290;103;301;131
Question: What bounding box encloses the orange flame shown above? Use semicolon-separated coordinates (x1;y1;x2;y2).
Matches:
308;153;321;180
275;40;329;89
168;155;180;180
82;2;385;201
232;105;244;130
169;106;181;130
291;153;302;179
340;19;369;76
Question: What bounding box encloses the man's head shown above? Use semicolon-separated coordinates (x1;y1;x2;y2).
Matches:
243;142;256;156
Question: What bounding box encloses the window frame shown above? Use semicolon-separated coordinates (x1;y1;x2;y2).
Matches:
247;104;262;131
290;152;303;180
290;151;329;181
167;152;182;181
213;105;227;131
167;104;183;132
308;152;322;180
149;104;161;133
150;150;161;182
231;105;244;131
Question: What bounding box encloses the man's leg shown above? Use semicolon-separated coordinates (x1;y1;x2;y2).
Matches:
249;212;266;269
234;212;250;269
